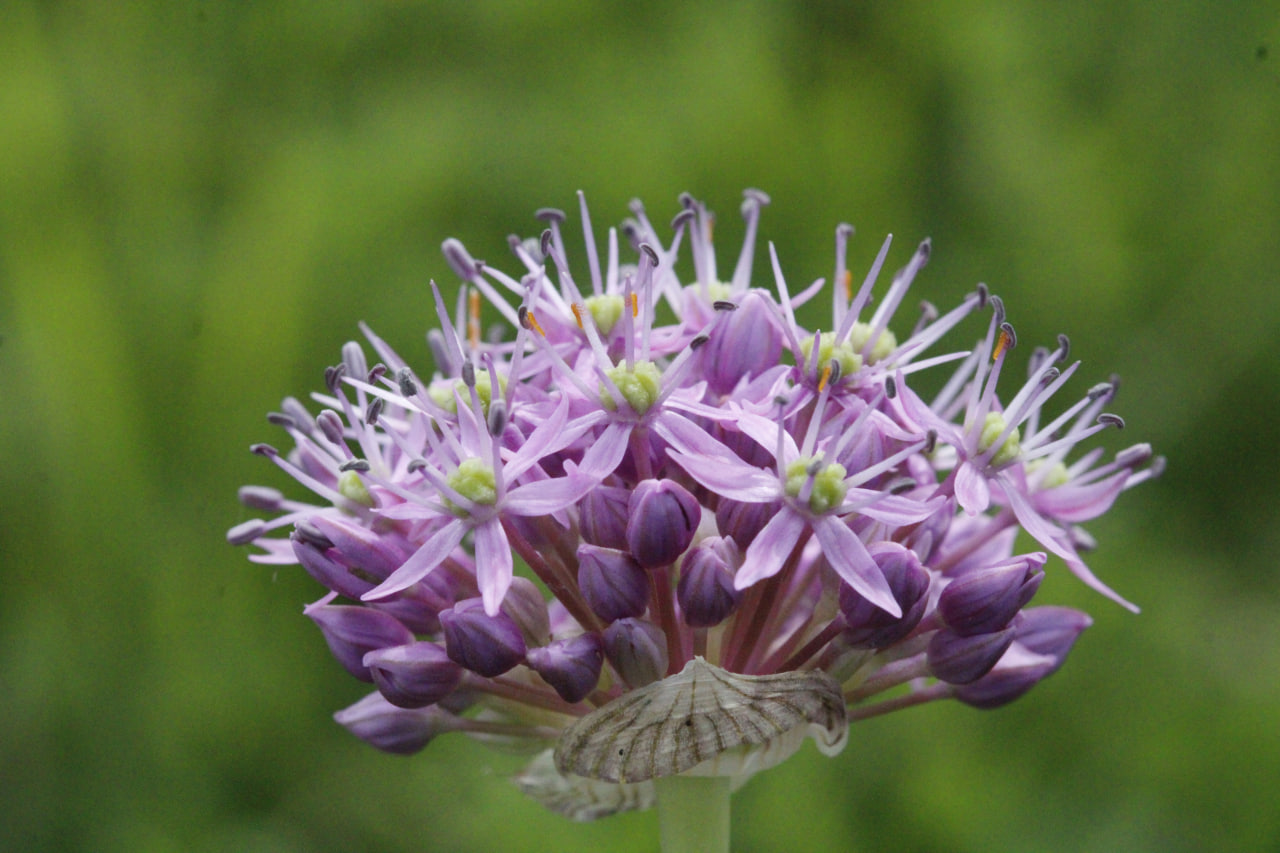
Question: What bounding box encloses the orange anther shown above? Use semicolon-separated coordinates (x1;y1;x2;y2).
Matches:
570;303;585;330
526;311;546;337
630;292;639;317
817;364;832;392
468;289;481;350
993;327;1013;361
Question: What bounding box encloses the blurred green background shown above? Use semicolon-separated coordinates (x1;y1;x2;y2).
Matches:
3;2;1278;851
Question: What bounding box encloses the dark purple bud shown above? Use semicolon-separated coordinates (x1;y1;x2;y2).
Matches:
578;485;632;550
501;576;551;647
439;598;526;677
280;396;316;433
334;691;458;755
699;290;784;394
363;641;463;708
677;537;742;627
304;599;415;682
954;608;1092;709
938;553;1046;637
927;625;1017;685
292;530;370;599
577;544;650;622
714;498;779;549
839;543;930;649
309;515;407;582
626;479;701;569
602;617;668;688
526;633;605;703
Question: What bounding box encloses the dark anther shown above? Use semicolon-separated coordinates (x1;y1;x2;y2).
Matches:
670;208;696;230
924;429;937;454
340;459;371;472
250;443;278;457
368;364;387;383
713;300;738;312
517;305;532;330
999;322;1017;351
836;223;854;239
407;459;427;473
460;361;476;388
689;334;710;350
539;229;553;258
1056;334;1071;362
678;192;696;209
827;358;843;386
324;364;347;394
487;400;508;437
365;397;385;426
397;367;417;397
1087;382;1114;401
535;207;566;224
916;238;932;264
266;412;296;429
1116;444;1153;467
806;458;825;476
317;410;345;444
885;376;898;398
1097;413;1125;429
1039;367;1061;385
989;295;1006;326
975;283;990;308
629;198;646;217
639;243;659;266
294;520;333;550
887;477;918;495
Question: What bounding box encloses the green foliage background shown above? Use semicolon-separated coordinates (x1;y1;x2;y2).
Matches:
3;2;1278;851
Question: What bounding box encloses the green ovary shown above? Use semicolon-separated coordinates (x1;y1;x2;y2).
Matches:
979;411;1022;466
785;457;848;514
337;469;374;508
845;322;897;364
601;361;663;414
799;336;862;379
585;294;625;336
427;372;506;415
1026;458;1070;489
446;458;498;510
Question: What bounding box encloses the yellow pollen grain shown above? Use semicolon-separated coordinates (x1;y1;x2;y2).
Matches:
993;328;1013;361
526;311;546;337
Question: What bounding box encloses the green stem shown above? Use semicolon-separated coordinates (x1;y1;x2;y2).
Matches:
655;775;731;853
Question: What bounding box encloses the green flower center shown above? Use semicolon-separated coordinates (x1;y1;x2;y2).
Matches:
337;469;374;508
785;457;848;514
427;372;505;416
601;361;663;414
978;411;1022;467
445;457;498;510
584;294;625;336
845;321;897;364
1026;458;1070;489
799;335;863;379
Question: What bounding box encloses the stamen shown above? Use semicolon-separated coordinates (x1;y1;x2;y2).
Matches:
367;364;387;384
975;283;990;308
461;360;476;388
295;520;333;550
885;375;897;398
713;300;737;311
630;292;638;318
317;410;345;445
488;398;508;437
1097;413;1125;429
670;207;695;230
1056;334;1071;363
324;364;346;394
993;323;1016;361
266;412;296;429
517;305;531;330
397;367;417;397
827;357;843;386
689;334;709;350
525;310;546;337
535;207;566;224
407;458;427;473
365;397;384;426
468;289;481;351
540;229;553;258
570;302;585;330
340;459;371;473
250;443;278;457
817;363;832;392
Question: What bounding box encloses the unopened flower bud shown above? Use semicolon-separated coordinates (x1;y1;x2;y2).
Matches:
526;633;605;703
501;576;552;647
309;515;407;582
602;617;668;688
577;544;650;622
626;479;701;568
304;597;415;682
578;486;632;550
699;290;783;394
938;553;1046;636
839;542;930;649
334;691;459;755
364;641;464;708
715;498;779;549
440;598;527;677
292;530;370;599
927;625;1017;685
677;537;742;627
955;607;1092;708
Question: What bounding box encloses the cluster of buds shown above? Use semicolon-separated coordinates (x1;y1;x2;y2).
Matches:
229;191;1161;818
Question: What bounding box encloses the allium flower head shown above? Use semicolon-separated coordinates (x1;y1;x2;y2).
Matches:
230;191;1161;821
